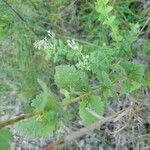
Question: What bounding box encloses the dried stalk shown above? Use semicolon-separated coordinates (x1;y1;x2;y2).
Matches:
45;107;131;150
0;112;40;128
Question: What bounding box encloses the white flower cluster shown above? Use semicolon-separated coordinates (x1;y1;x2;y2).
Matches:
33;30;55;50
67;39;79;50
47;30;55;38
33;37;50;50
33;30;56;61
76;55;91;71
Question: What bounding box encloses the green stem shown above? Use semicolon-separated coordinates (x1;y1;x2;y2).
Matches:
0;88;101;128
62;88;100;107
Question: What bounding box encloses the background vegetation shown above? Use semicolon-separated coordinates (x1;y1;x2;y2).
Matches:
0;0;150;149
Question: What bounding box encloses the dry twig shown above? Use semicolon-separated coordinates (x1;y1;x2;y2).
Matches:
45;107;131;150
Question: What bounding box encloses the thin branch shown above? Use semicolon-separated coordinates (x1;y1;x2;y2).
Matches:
0;88;100;128
55;32;98;47
2;0;38;37
0;112;40;128
61;89;99;107
139;17;150;34
2;0;25;22
45;107;131;150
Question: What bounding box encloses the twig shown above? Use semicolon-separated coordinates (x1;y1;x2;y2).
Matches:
0;112;40;128
139;17;150;34
2;0;25;22
0;88;100;128
45;108;131;150
62;88;100;107
143;146;150;150
55;33;98;47
107;124;128;135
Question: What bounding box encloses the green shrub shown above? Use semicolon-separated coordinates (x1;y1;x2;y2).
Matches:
0;0;149;148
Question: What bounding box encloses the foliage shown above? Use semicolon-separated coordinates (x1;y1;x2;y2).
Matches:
79;96;105;125
12;0;147;139
145;67;150;89
15;111;57;139
14;79;69;139
54;65;89;92
0;128;12;150
0;0;150;149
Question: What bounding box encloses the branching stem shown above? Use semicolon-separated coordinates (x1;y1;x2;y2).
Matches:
0;88;100;128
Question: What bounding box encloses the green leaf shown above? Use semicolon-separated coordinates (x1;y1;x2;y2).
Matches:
105;6;113;14
54;65;88;91
104;16;116;26
120;80;141;95
33;79;60;112
31;93;64;115
138;134;150;143
0;128;12;150
90;49;115;75
79;96;105;125
122;62;145;82
32;79;70;119
111;64;126;80
15;111;57;139
97;71;116;98
101;71;112;87
144;67;150;89
102;86;114;99
0;28;7;39
31;94;46;111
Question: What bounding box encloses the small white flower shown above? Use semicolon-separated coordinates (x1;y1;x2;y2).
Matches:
33;41;38;49
47;30;55;38
71;39;76;45
76;55;91;71
67;39;79;50
85;55;89;59
33;38;49;50
44;37;47;41
67;40;72;48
